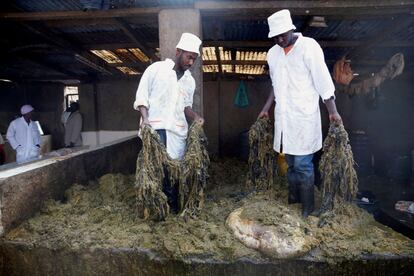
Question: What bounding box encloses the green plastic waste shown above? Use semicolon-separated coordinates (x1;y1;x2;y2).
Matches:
234;80;249;108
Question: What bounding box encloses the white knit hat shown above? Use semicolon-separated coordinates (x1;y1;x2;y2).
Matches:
267;9;296;38
176;33;202;55
20;104;34;115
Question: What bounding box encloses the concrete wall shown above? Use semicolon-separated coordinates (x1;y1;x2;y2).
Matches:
203;80;272;157
79;80;140;132
78;80;140;145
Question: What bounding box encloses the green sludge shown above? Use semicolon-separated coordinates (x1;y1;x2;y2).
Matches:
4;159;414;263
4;121;414;264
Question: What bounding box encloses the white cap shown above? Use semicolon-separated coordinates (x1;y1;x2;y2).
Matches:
21;104;34;115
176;33;202;55
267;9;296;38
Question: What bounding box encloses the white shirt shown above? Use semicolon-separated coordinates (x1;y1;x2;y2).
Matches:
133;59;195;159
6;117;42;163
267;33;335;155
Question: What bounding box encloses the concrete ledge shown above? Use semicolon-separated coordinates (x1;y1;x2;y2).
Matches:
0;136;141;236
1;241;413;275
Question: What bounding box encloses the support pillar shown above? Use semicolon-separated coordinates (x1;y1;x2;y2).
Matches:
158;9;203;115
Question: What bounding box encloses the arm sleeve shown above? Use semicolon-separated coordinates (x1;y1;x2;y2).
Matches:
71;114;83;143
6;121;19;149
184;78;196;108
34;125;42;146
133;65;155;110
305;40;335;101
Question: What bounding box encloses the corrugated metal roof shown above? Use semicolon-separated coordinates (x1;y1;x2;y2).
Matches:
14;0;84;12
91;50;122;63
202;47;217;61
235;65;265;75
13;0;194;12
116;66;140;75
236;50;266;61
203;65;218;73
128;48;149;62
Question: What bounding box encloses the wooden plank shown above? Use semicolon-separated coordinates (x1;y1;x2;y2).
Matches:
0;7;166;21
204;59;387;66
204;60;266;65
43;18;118;28
21;54;82;79
196;0;414;10
215;46;223;74
2;1;413;22
85;43;140;50
196;1;414;16
204;40;414;48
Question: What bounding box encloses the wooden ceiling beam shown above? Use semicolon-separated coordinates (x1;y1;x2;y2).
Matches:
196;1;414;16
43;18;118;28
214;46;223;74
204;60;266;65
115;18;158;62
203;59;388;66
21;54;81;79
21;23;120;76
203;40;414;48
2;1;413;22
0;7;169;21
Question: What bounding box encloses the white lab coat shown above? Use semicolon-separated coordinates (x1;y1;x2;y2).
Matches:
134;59;195;160
6;117;42;163
267;33;335;155
64;111;83;147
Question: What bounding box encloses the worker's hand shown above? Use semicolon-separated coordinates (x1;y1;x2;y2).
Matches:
194;116;204;126
140;118;151;129
257;110;269;120
329;112;342;123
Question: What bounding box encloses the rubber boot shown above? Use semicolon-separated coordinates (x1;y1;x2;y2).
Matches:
288;179;301;204
300;183;315;218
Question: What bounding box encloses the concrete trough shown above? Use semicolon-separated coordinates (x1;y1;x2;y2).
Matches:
1;136;414;275
1;241;413;275
0;136;140;236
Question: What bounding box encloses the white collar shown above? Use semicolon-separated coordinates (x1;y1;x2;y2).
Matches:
165;58;192;78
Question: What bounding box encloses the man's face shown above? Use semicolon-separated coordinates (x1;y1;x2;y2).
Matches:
23;111;33;121
176;50;198;71
273;30;294;48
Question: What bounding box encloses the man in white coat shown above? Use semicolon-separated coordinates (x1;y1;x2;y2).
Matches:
64;102;83;148
6;105;42;164
134;32;204;213
258;10;342;217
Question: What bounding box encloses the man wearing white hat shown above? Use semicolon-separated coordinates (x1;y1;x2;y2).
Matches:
258;10;341;217
133;32;204;213
6;104;42;163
